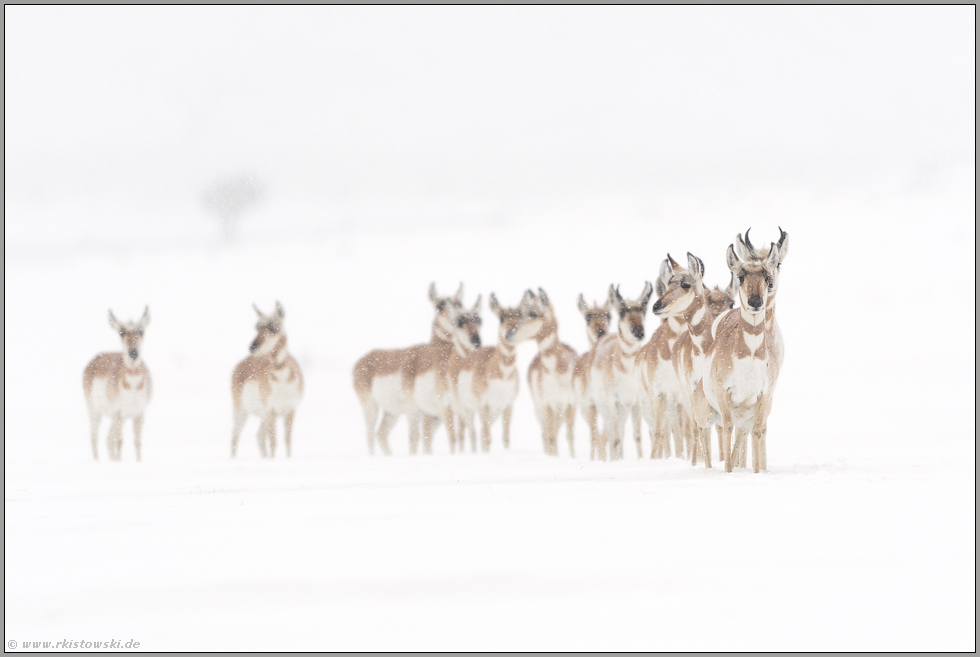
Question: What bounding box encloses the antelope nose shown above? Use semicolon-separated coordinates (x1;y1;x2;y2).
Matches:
470;334;481;348
595;329;605;339
652;299;664;314
249;340;259;354
631;325;644;341
748;296;763;310
128;348;139;360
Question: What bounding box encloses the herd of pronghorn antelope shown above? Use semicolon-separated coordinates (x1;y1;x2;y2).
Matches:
83;302;303;462
83;228;787;473
354;228;789;472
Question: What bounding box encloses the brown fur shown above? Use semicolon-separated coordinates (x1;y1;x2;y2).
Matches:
83;307;151;461
527;288;579;456
448;292;539;452
588;283;653;460
695;229;789;473
231;302;304;458
352;283;465;455
572;294;613;460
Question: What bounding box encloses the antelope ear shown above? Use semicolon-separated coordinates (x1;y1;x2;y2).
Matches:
655;278;667;297
488;292;500;315
429;282;439;305
471;293;482;313
659;258;673;286
537;287;550;307
726;244;742;273
108;310;122;333
734;232;752;261
253;303;264;318
640;281;654;308
521;289;537;313
611;285;624;307
776;227;789;265
725;272;738;300
275;301;285;319
577;294;588;315
667;253;682;271
687;253;705;285
764;242;779;270
454;282;464;303
139;306;150;329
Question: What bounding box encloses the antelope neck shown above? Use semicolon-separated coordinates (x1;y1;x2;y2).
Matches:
432;319;454;342
535;322;558;353
497;333;517;364
617;329;643;355
269;337;289;365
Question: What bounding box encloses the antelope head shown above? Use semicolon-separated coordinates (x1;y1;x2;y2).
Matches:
250;301;286;356
576;293;612;346
651;253;706;318
489;290;542;345
611;282;654;344
429;281;465;339
731;227;789;306
726;240;780;315
448;293;483;351
108;307;150;366
705;272;738;315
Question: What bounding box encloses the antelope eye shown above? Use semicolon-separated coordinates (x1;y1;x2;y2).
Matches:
119;330;126;337
738;274;745;284
137;329;143;337
680;281;691;290
268;324;279;333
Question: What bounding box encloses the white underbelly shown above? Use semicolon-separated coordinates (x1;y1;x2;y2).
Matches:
604;371;641;409
87;377;150;419
456;371;479;417
531;371;576;410
241;376;303;416
413;370;444;416
725;356;770;406
370;373;410;415
483;378;518;417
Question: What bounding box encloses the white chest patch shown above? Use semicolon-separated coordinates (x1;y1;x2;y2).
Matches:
484;378;518;417
413;370;442;415
743;331;764;353
726;356;769;406
371;373;409;415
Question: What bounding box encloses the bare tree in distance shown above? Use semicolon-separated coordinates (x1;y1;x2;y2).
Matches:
201;175;263;242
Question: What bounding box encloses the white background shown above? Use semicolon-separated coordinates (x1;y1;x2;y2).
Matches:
4;6;975;650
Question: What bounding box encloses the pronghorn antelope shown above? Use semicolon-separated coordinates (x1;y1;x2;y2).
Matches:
571;293;613;460
706;273;738;317
441;297;485;452
638;261;688;460
526;288;579;456
83;307;152;461
704;273;738;460
231;302;304;458
648;253;721;468
449;291;541;453
588;283;654;460
352;283;469;455
693;228;789;473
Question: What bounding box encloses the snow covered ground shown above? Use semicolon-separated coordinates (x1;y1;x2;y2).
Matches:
5;174;975;651
4;6;975;652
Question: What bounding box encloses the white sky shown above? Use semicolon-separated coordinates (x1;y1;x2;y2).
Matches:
4;6;975;205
